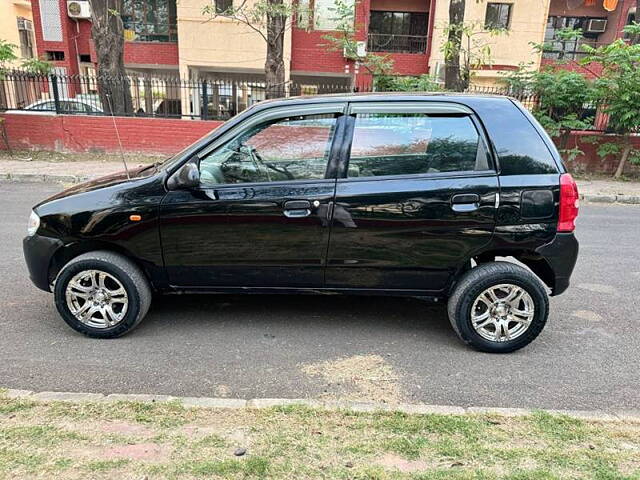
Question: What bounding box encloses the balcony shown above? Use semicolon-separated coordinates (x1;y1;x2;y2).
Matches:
367;34;428;54
123;22;178;43
542;40;610;61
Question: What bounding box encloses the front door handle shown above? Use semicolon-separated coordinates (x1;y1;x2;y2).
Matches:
451;193;480;213
283;200;312;218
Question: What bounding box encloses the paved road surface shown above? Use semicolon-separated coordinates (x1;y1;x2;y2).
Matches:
1;181;638;410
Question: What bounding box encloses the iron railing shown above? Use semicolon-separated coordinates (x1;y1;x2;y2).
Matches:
0;70;355;120
0;69;610;131
367;34;428;54
541;40;608;61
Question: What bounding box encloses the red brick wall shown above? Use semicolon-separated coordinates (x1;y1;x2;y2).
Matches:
124;42;179;67
0;113;222;155
563;131;640;176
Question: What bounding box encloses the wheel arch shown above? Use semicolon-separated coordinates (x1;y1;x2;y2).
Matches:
450;248;556;295
48;241;158;291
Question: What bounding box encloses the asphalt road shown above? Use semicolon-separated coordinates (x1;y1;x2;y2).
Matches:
1;181;639;411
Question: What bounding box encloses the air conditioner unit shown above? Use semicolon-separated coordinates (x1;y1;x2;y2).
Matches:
67;0;91;19
344;41;367;59
17;18;33;31
586;18;607;34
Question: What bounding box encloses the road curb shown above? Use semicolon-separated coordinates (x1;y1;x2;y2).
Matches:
2;174;640;204
3;389;638;422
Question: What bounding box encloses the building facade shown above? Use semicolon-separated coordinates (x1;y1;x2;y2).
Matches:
18;0;640;100
1;0;37;66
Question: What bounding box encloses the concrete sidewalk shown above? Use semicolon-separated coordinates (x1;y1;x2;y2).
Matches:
1;157;639;203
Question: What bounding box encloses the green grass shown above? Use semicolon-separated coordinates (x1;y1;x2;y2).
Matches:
0;393;638;479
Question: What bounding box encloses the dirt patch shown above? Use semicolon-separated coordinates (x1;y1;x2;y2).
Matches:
97;420;154;437
301;354;403;404
100;443;172;461
375;453;430;473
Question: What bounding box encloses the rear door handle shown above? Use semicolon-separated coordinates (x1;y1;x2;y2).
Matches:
283;200;312;218
451;193;480;213
452;194;480;204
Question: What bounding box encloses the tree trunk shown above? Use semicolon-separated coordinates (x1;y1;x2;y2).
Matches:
613;140;632;178
444;0;466;92
90;0;133;115
265;0;287;99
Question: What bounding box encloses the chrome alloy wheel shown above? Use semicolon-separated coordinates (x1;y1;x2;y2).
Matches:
471;284;535;343
65;270;128;328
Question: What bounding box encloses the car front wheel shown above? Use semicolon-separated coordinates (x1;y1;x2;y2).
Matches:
53;251;152;338
447;262;549;353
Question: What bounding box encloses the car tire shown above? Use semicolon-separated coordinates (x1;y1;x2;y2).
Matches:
54;251;152;338
447;261;549;353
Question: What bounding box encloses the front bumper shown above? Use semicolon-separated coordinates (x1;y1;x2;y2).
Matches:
23;234;63;292
536;232;579;296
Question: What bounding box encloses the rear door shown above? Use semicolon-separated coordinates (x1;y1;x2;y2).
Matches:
160;103;346;288
325;101;499;293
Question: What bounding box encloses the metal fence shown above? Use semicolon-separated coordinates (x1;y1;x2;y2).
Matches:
0;70;355;120
367;34;428;54
0;70;610;131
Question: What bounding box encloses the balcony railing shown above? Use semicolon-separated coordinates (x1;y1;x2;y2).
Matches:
367;34;428;54
541;40;609;61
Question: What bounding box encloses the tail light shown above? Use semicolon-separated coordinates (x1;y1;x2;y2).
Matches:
558;173;579;232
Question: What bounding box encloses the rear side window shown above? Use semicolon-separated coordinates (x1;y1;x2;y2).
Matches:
463;97;560;175
347;114;490;178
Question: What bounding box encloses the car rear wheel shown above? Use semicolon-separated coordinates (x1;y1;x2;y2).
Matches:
447;262;549;353
54;251;152;338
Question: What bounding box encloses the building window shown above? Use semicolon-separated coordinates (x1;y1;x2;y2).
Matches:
544;16;594;60
121;0;177;42
485;3;512;29
368;11;428;53
17;18;34;58
623;8;636;39
45;50;65;61
314;0;354;31
215;0;233;13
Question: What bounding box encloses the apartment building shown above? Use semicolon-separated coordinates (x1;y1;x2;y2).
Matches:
21;0;640;97
1;0;37;66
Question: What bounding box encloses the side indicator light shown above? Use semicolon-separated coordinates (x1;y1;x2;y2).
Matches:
129;214;142;222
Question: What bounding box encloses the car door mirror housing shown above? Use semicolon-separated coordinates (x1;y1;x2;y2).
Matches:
167;161;200;190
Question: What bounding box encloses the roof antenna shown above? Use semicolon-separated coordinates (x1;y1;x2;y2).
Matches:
105;93;130;180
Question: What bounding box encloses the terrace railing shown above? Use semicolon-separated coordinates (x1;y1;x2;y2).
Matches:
367;34;428;54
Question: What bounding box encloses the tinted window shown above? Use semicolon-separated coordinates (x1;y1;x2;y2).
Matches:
61;101;87;113
463;97;560;175
199;114;338;186
30;101;54;111
347;114;490;178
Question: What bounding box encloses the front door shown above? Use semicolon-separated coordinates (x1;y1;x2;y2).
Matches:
160;104;346;288
325;101;499;293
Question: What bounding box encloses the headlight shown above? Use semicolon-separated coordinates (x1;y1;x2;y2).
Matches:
27;210;40;236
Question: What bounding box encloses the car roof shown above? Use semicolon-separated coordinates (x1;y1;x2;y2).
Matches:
247;92;516;115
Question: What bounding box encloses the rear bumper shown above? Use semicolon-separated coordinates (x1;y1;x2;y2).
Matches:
23;234;63;292
536;232;579;296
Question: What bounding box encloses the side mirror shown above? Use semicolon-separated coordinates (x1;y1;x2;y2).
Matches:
167;161;200;190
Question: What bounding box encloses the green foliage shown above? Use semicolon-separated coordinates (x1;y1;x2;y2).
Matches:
441;21;507;89
322;0;394;76
21;57;54;75
581;39;640;136
0;40;18;76
374;74;442;92
504;67;595;139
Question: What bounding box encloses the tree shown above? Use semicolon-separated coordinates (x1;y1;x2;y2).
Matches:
442;20;506;92
322;0;394;86
0;40;18;76
88;0;133;115
504;66;595;153
444;0;466;91
582;24;640;178
203;0;294;99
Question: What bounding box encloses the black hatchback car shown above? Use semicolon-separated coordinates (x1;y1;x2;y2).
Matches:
24;93;579;353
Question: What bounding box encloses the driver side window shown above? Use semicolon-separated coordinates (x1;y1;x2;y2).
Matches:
199;113;339;186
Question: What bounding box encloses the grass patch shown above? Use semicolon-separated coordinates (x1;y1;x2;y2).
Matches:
0;393;638;479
